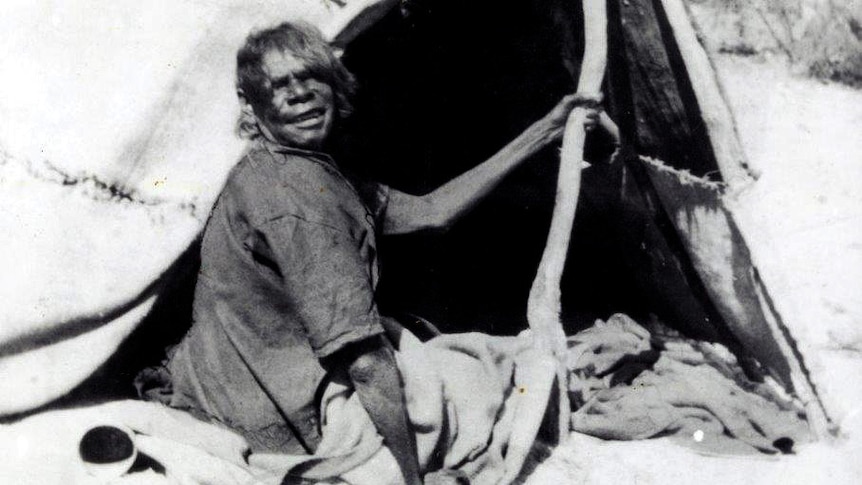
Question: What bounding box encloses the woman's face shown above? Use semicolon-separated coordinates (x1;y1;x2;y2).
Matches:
255;48;335;150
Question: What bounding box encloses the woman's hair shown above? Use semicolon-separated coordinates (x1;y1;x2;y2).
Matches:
235;21;357;139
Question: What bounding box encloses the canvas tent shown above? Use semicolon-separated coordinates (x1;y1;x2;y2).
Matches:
0;0;836;449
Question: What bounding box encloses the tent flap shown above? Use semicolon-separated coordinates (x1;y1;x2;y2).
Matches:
605;0;830;433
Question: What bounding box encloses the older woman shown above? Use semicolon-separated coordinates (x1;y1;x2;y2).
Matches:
160;21;593;484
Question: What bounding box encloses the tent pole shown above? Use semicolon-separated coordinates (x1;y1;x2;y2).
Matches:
657;0;757;189
527;0;608;443
659;0;831;437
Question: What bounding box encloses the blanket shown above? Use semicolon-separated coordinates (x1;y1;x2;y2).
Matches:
0;330;559;485
0;317;812;484
566;314;812;455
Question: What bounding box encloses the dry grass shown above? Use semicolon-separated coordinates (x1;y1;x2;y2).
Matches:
686;0;862;86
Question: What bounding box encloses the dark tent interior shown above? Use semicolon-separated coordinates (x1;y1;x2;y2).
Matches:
338;0;637;336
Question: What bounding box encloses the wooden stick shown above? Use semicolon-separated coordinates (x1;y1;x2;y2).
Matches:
526;0;608;443
658;0;756;189
660;0;831;437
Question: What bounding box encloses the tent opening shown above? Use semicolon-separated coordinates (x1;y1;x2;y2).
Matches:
55;0;812;419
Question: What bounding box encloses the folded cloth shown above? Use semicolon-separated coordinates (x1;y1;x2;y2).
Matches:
567;314;812;455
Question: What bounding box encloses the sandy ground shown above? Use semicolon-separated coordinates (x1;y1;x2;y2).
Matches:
715;54;862;431
528;53;862;484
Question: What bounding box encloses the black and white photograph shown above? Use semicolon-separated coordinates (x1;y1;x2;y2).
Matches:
1;0;860;483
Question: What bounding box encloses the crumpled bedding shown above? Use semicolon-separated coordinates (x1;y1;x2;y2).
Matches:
0;330;559;485
567;314;812;455
251;330;559;485
0;315;813;484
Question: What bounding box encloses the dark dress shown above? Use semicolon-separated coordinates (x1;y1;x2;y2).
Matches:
165;139;389;453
